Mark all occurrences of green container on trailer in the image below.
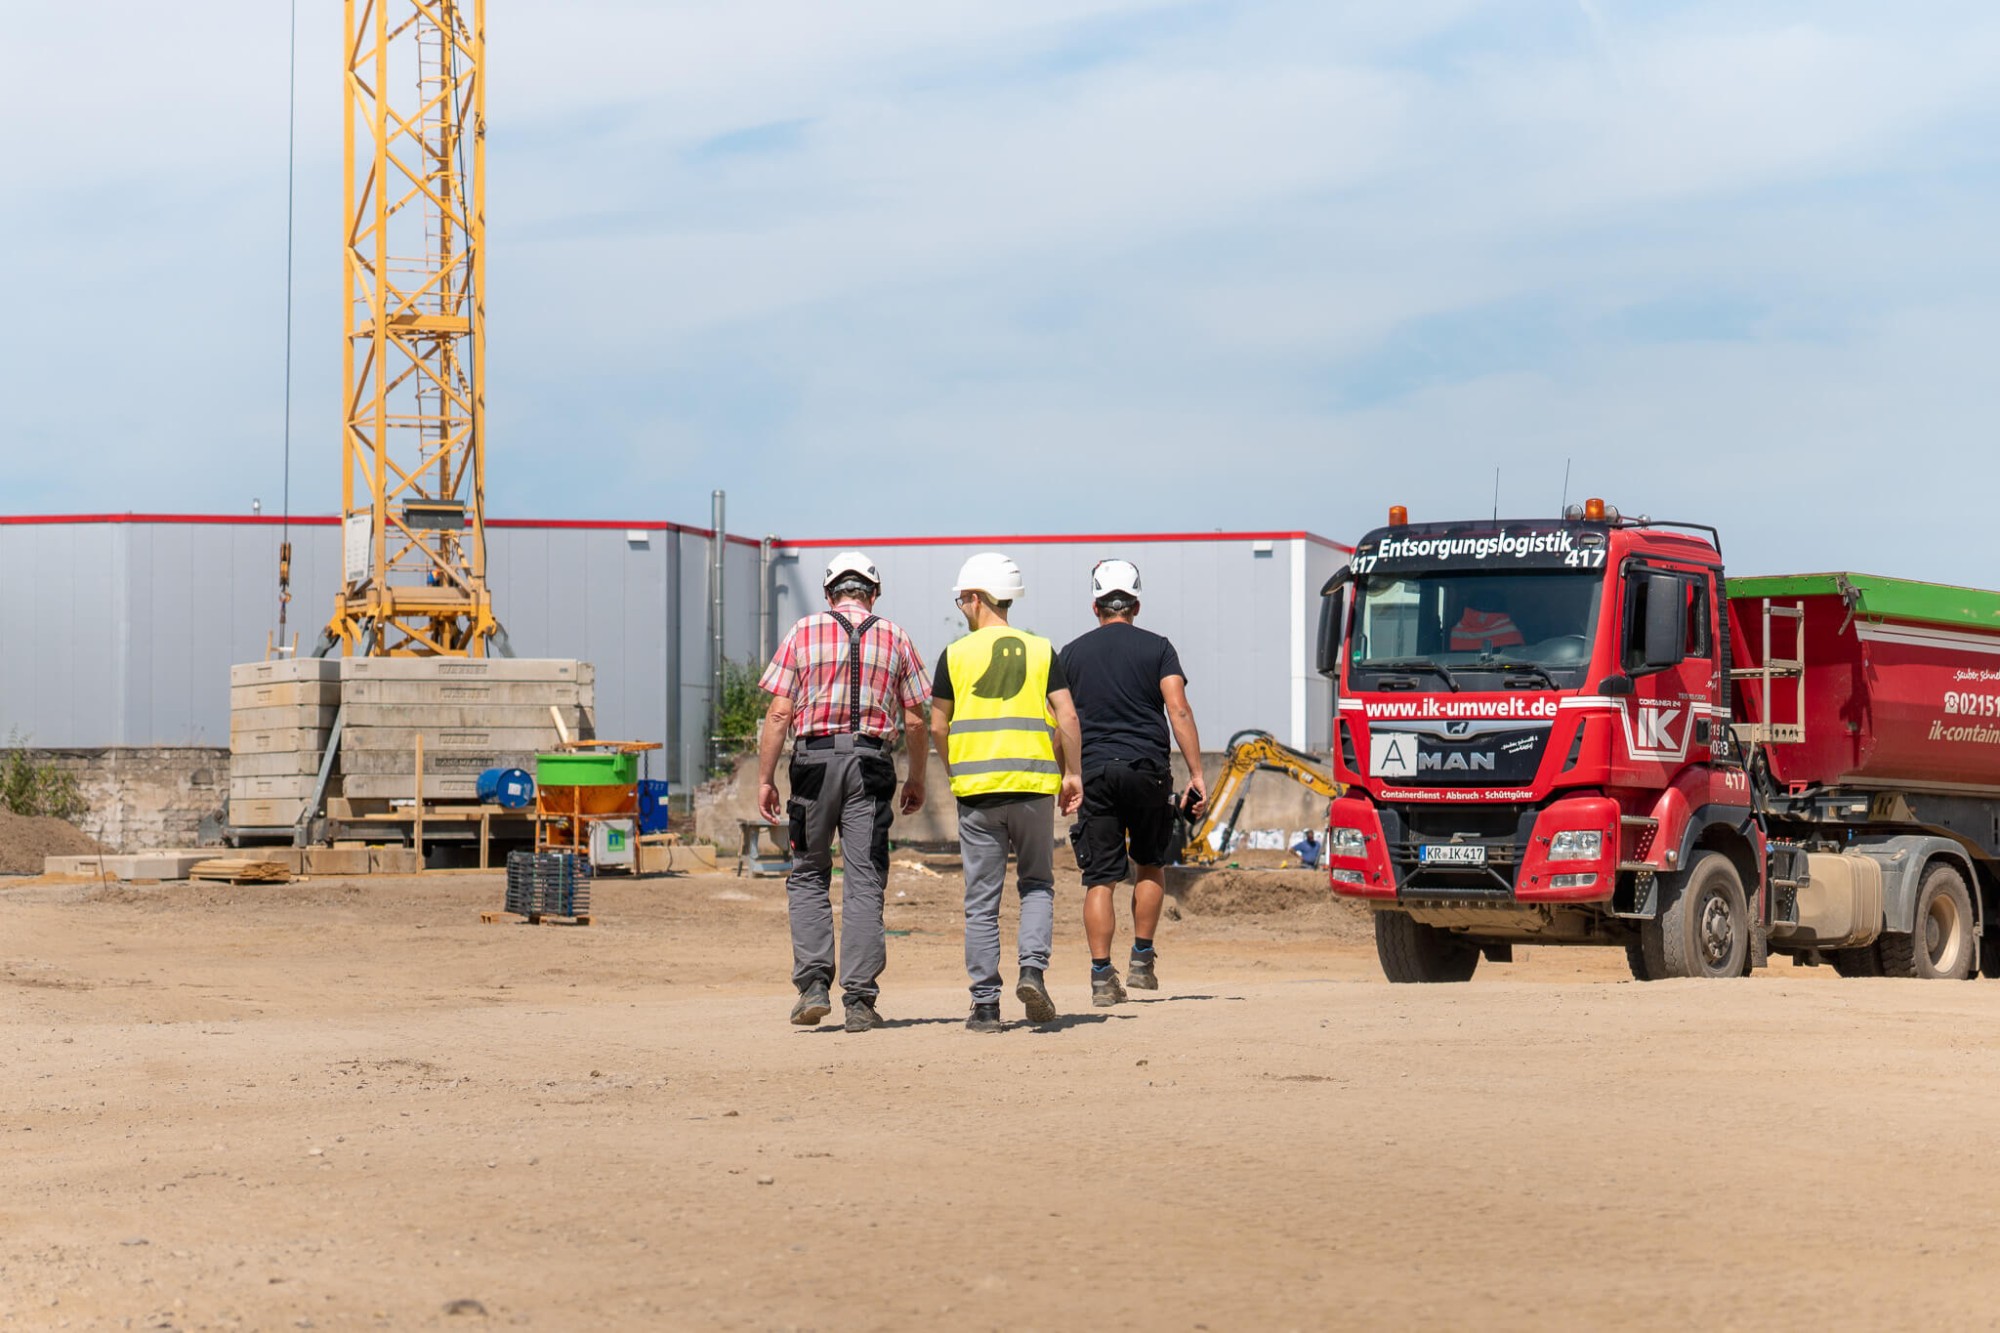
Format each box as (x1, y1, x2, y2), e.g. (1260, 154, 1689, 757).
(535, 752, 638, 786)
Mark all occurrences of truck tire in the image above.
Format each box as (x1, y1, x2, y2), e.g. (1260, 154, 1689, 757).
(1644, 852, 1749, 979)
(1624, 943, 1657, 982)
(1880, 864, 1974, 980)
(1375, 911, 1479, 983)
(1827, 946, 1884, 978)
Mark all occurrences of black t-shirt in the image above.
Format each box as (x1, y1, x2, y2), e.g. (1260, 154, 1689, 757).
(1058, 621, 1185, 771)
(935, 635, 1069, 808)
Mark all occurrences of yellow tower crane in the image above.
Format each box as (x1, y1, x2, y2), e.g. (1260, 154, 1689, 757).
(325, 0, 500, 657)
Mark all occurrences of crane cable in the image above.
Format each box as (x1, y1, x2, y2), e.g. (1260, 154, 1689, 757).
(275, 0, 298, 654)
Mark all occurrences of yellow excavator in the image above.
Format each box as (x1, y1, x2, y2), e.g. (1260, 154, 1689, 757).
(1177, 730, 1341, 865)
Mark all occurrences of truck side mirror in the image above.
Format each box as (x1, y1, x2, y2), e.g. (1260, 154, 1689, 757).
(1642, 572, 1687, 672)
(1316, 567, 1353, 679)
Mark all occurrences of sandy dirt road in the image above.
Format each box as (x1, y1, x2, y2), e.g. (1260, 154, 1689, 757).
(8, 860, 2000, 1331)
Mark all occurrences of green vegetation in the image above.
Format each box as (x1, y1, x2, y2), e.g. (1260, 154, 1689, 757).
(0, 734, 87, 821)
(712, 659, 770, 769)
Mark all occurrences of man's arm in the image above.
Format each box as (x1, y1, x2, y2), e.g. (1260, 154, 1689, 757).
(1049, 687, 1084, 816)
(899, 704, 928, 815)
(928, 698, 954, 781)
(1161, 675, 1206, 815)
(756, 696, 796, 823)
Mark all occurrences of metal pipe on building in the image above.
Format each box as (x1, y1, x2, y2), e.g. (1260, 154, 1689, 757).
(758, 535, 776, 663)
(707, 490, 726, 776)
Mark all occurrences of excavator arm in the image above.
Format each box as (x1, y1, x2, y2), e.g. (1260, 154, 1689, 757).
(1178, 730, 1341, 866)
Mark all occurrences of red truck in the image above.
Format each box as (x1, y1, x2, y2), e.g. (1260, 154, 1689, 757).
(1320, 500, 2000, 982)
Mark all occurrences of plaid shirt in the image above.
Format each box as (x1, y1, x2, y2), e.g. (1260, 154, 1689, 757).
(759, 600, 930, 740)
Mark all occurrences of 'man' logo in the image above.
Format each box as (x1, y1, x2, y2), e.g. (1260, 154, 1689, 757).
(1621, 700, 1693, 762)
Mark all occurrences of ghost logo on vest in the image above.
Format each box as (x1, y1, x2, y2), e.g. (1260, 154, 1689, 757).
(971, 636, 1029, 699)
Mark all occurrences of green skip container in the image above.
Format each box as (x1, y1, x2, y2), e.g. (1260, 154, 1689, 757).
(535, 751, 638, 787)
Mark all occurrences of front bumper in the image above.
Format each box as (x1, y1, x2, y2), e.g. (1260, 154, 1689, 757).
(1326, 794, 1619, 903)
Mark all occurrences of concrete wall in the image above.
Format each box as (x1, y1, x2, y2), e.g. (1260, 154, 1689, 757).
(29, 747, 231, 852)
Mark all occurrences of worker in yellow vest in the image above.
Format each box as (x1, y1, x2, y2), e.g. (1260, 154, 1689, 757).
(928, 552, 1084, 1032)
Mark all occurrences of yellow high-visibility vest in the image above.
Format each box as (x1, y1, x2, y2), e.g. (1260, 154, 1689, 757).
(944, 625, 1060, 799)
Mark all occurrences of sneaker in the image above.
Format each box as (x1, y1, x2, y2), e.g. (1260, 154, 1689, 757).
(1091, 967, 1127, 1008)
(842, 997, 883, 1032)
(1127, 949, 1159, 991)
(966, 1002, 1004, 1033)
(790, 982, 832, 1026)
(1015, 968, 1058, 1024)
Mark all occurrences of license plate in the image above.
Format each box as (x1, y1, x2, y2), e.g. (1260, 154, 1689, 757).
(1419, 844, 1487, 866)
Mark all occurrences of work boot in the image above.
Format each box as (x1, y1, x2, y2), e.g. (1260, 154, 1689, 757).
(1091, 966, 1127, 1008)
(1015, 968, 1058, 1024)
(842, 996, 883, 1033)
(1127, 948, 1159, 991)
(790, 982, 832, 1026)
(966, 1002, 1004, 1033)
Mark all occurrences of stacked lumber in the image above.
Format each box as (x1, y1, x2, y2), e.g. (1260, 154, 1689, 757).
(338, 659, 595, 802)
(188, 857, 292, 884)
(228, 659, 340, 827)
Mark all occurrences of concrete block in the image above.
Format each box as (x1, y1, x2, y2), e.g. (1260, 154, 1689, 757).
(230, 797, 309, 827)
(341, 679, 589, 706)
(230, 774, 325, 800)
(305, 847, 372, 876)
(638, 842, 723, 875)
(263, 847, 308, 873)
(342, 726, 564, 752)
(230, 680, 340, 708)
(341, 772, 483, 800)
(340, 749, 534, 776)
(337, 704, 593, 730)
(41, 851, 212, 880)
(370, 846, 423, 874)
(339, 657, 587, 684)
(229, 726, 332, 755)
(229, 658, 340, 687)
(230, 704, 340, 733)
(229, 750, 329, 779)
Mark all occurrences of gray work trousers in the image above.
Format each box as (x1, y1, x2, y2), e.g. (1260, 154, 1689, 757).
(958, 796, 1056, 1004)
(785, 737, 899, 1001)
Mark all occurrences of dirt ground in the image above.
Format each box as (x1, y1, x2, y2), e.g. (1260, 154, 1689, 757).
(13, 854, 2000, 1331)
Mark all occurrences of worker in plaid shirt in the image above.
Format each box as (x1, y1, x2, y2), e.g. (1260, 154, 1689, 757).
(756, 551, 930, 1033)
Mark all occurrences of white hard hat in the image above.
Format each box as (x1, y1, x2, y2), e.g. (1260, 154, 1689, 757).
(952, 551, 1025, 602)
(1092, 558, 1142, 600)
(823, 550, 880, 591)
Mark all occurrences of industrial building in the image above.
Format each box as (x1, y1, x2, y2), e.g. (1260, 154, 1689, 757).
(0, 514, 1351, 784)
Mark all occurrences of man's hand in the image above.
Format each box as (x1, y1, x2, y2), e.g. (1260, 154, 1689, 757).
(900, 773, 926, 816)
(1184, 770, 1208, 819)
(758, 781, 784, 824)
(1059, 772, 1083, 817)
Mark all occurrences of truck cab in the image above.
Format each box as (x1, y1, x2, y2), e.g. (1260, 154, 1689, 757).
(1321, 503, 1762, 980)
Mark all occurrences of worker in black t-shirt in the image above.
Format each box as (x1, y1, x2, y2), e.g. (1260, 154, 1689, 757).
(1057, 559, 1207, 1006)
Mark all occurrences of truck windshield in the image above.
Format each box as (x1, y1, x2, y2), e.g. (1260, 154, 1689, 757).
(1350, 571, 1603, 686)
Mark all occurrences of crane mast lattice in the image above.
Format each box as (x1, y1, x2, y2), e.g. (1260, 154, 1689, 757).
(329, 0, 496, 657)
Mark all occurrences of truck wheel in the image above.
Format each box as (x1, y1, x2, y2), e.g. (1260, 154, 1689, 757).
(1880, 864, 1974, 980)
(1374, 911, 1479, 983)
(1827, 946, 1884, 978)
(1645, 852, 1749, 979)
(1624, 943, 1657, 982)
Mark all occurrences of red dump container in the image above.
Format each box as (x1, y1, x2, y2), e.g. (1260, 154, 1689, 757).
(1728, 573, 2000, 796)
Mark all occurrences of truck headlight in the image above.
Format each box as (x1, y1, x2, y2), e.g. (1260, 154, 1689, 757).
(1329, 828, 1367, 858)
(1548, 830, 1603, 861)
(1330, 868, 1365, 885)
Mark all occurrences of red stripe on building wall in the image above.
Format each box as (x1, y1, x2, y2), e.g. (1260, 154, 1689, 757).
(777, 530, 1354, 552)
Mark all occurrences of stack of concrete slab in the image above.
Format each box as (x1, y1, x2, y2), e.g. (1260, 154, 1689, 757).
(338, 658, 595, 803)
(229, 659, 341, 827)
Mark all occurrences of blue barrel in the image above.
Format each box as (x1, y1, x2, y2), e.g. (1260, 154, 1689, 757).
(476, 767, 535, 809)
(638, 779, 671, 835)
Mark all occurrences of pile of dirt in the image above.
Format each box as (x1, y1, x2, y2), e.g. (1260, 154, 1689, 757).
(0, 810, 102, 876)
(1174, 868, 1335, 915)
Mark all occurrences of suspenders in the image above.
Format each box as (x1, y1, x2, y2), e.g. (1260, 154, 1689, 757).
(826, 612, 880, 735)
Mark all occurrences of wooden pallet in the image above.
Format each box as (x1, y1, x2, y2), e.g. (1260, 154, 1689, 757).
(189, 858, 292, 885)
(480, 909, 591, 926)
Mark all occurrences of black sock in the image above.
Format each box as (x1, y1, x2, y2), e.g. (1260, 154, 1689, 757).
(1134, 938, 1154, 954)
(1092, 957, 1112, 971)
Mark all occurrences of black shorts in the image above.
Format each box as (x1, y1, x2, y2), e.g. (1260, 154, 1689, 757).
(1070, 758, 1175, 885)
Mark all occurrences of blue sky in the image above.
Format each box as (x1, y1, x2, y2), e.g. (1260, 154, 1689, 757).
(4, 1, 1998, 581)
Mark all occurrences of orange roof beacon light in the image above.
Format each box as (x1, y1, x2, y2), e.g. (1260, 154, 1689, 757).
(1583, 497, 1607, 522)
(1388, 505, 1409, 527)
